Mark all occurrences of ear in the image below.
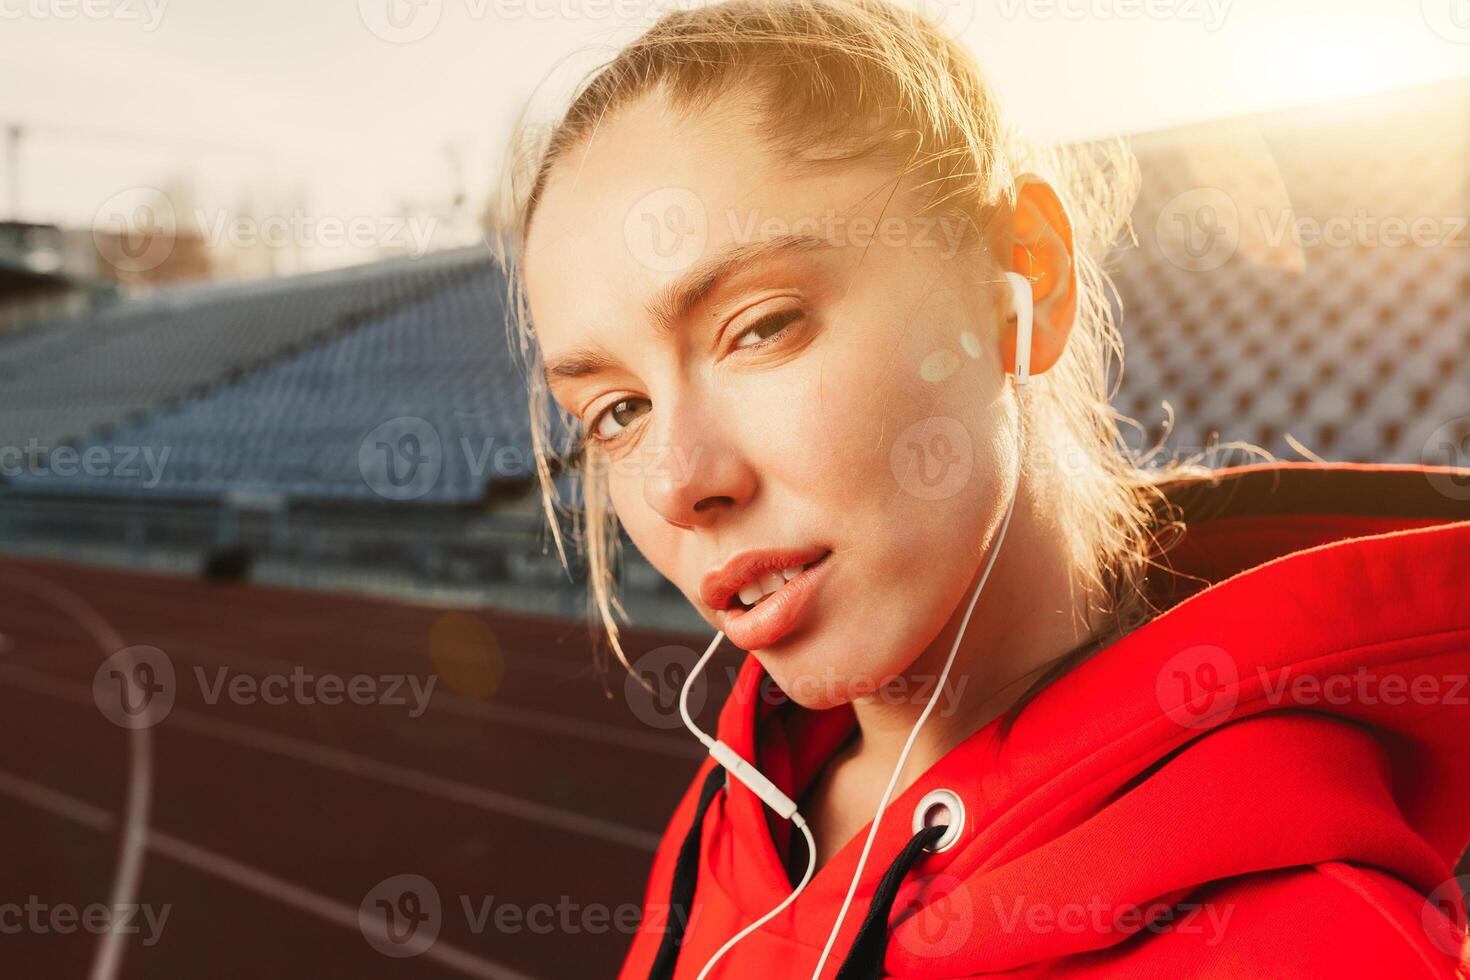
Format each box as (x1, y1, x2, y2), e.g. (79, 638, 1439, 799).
(1002, 173, 1077, 378)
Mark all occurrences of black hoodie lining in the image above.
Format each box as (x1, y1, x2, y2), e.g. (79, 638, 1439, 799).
(1157, 463, 1470, 524)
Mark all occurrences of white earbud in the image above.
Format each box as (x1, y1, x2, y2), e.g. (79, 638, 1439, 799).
(1005, 271, 1033, 388)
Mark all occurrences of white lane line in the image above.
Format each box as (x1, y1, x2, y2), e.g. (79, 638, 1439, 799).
(0, 768, 112, 832)
(0, 770, 538, 980)
(0, 664, 663, 853)
(134, 634, 704, 760)
(0, 565, 152, 980)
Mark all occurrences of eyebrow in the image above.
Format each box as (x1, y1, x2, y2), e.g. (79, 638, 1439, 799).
(541, 233, 831, 389)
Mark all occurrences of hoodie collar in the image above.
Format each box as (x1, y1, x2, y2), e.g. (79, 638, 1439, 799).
(704, 460, 1470, 970)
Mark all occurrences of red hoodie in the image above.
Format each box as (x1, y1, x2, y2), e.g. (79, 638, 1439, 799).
(620, 461, 1470, 979)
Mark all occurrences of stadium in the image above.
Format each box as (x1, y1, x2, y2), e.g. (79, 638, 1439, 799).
(1, 45, 1467, 980)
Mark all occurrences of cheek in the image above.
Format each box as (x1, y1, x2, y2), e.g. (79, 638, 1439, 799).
(762, 334, 939, 492)
(787, 332, 1010, 657)
(774, 312, 997, 512)
(603, 470, 680, 579)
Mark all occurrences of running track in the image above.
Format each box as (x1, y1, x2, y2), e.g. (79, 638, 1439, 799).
(0, 556, 744, 978)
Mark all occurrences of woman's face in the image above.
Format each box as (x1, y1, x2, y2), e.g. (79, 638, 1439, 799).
(523, 95, 1022, 710)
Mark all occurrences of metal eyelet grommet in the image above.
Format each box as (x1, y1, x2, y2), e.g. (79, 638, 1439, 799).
(911, 788, 966, 854)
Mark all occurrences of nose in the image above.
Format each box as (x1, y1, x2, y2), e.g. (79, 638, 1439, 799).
(640, 396, 755, 530)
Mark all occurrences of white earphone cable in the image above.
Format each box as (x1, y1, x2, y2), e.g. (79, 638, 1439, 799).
(678, 273, 1033, 979)
(811, 271, 1040, 975)
(696, 817, 816, 980)
(807, 376, 1027, 979)
(679, 631, 821, 980)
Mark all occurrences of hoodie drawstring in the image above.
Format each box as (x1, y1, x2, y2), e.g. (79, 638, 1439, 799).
(647, 772, 948, 980)
(831, 824, 948, 980)
(647, 764, 728, 980)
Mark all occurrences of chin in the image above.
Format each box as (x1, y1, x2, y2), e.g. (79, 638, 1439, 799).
(754, 648, 884, 712)
(762, 670, 851, 711)
(734, 601, 936, 711)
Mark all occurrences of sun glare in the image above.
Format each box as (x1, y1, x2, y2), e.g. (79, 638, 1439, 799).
(1240, 12, 1462, 110)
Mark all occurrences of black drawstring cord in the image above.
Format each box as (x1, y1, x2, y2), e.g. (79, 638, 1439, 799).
(833, 824, 948, 980)
(647, 764, 727, 980)
(648, 770, 946, 980)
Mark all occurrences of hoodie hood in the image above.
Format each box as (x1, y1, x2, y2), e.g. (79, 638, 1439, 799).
(623, 461, 1470, 978)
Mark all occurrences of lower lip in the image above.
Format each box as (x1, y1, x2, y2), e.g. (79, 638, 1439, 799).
(721, 552, 833, 651)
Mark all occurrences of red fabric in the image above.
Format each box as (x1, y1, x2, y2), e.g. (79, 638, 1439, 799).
(621, 462, 1470, 978)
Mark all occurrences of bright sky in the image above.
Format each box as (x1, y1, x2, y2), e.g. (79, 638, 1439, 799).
(2, 0, 1467, 271)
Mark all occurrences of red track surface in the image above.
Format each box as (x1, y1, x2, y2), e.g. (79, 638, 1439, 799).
(0, 556, 743, 979)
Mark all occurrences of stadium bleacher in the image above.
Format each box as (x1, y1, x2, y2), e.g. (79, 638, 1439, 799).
(1112, 75, 1470, 465)
(0, 245, 582, 503)
(6, 255, 532, 502)
(0, 76, 1464, 589)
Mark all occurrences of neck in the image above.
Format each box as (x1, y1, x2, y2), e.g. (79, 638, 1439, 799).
(844, 459, 1112, 790)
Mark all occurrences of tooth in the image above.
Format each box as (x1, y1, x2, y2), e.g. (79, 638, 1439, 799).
(738, 581, 765, 606)
(758, 571, 785, 595)
(781, 565, 802, 581)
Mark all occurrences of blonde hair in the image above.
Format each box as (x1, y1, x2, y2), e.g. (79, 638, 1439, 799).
(490, 0, 1256, 696)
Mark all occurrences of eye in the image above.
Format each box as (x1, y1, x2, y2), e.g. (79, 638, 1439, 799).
(731, 308, 804, 351)
(586, 397, 650, 445)
(579, 307, 804, 449)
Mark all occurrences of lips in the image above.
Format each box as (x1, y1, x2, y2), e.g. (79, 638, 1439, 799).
(719, 550, 833, 651)
(700, 545, 832, 613)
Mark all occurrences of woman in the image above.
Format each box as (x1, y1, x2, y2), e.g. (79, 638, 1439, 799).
(493, 0, 1470, 975)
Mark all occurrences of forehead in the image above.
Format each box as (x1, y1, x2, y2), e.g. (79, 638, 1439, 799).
(522, 95, 908, 360)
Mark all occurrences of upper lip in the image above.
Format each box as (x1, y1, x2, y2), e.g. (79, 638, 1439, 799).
(700, 545, 831, 612)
